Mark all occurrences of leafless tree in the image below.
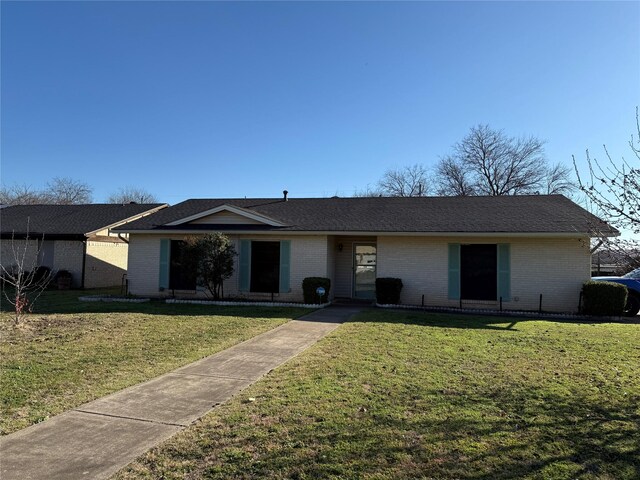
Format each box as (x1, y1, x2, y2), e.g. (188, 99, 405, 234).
(574, 107, 640, 273)
(574, 110, 640, 235)
(108, 186, 158, 204)
(0, 184, 47, 205)
(434, 156, 476, 196)
(435, 125, 574, 196)
(1, 226, 52, 324)
(45, 177, 93, 204)
(0, 177, 92, 205)
(376, 164, 430, 197)
(544, 163, 576, 195)
(353, 184, 384, 197)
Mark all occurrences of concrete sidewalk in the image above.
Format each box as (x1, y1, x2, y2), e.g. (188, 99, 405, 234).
(0, 306, 361, 480)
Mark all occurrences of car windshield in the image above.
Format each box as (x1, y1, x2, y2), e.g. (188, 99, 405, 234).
(623, 268, 640, 279)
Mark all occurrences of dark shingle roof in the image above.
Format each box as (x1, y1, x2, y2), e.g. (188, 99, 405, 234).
(0, 204, 166, 238)
(114, 195, 617, 236)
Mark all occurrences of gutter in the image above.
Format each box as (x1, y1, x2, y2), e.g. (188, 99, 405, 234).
(110, 229, 604, 239)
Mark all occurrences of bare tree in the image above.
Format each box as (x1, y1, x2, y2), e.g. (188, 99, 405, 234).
(434, 156, 476, 196)
(45, 177, 93, 204)
(1, 226, 52, 324)
(108, 186, 158, 204)
(574, 110, 640, 235)
(353, 184, 383, 197)
(0, 184, 47, 205)
(544, 163, 576, 195)
(0, 178, 92, 205)
(573, 107, 640, 274)
(376, 164, 430, 197)
(435, 125, 574, 196)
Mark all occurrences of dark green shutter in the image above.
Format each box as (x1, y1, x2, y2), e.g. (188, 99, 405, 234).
(279, 240, 291, 293)
(497, 243, 511, 301)
(448, 243, 461, 300)
(159, 239, 170, 290)
(239, 240, 251, 292)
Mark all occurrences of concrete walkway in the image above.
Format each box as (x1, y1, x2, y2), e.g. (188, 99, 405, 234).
(0, 306, 362, 480)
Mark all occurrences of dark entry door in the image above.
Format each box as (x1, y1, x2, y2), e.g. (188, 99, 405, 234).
(460, 244, 497, 301)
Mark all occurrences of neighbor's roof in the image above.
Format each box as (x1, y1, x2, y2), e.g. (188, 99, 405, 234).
(0, 204, 167, 239)
(113, 195, 617, 237)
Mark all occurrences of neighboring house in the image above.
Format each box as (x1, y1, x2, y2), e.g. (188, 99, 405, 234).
(591, 248, 640, 276)
(1, 203, 167, 288)
(114, 193, 617, 313)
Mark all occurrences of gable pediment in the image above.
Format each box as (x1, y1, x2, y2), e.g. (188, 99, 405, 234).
(165, 204, 286, 227)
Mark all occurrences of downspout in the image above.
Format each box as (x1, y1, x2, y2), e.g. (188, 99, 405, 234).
(118, 233, 129, 244)
(590, 239, 604, 254)
(81, 240, 87, 289)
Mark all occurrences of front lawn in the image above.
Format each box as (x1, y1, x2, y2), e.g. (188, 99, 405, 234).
(116, 310, 640, 480)
(0, 289, 309, 435)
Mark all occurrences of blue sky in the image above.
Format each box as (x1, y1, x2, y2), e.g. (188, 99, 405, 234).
(2, 1, 639, 203)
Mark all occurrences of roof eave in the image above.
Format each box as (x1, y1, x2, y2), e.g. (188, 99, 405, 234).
(84, 204, 169, 237)
(114, 229, 602, 238)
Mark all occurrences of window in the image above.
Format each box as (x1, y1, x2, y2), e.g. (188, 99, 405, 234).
(169, 240, 197, 290)
(448, 243, 510, 302)
(250, 241, 280, 293)
(460, 244, 498, 301)
(239, 239, 290, 293)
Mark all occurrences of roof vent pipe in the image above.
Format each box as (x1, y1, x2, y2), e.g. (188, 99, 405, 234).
(283, 190, 288, 201)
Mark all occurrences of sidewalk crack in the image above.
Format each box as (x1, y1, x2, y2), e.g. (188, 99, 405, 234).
(171, 372, 253, 381)
(74, 409, 187, 428)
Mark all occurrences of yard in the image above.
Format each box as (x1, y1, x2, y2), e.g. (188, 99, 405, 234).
(114, 310, 640, 480)
(0, 289, 310, 435)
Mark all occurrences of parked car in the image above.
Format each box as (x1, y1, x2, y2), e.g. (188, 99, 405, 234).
(592, 268, 640, 317)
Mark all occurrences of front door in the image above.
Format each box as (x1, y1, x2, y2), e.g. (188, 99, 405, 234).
(353, 243, 376, 299)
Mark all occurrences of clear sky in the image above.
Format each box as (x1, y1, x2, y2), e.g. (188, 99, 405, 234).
(2, 1, 639, 204)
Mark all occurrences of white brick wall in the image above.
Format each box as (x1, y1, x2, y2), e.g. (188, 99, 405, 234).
(127, 233, 591, 312)
(126, 235, 162, 296)
(377, 235, 591, 313)
(126, 234, 329, 301)
(84, 241, 128, 288)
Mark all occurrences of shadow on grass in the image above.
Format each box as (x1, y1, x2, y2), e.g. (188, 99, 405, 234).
(161, 387, 639, 479)
(0, 288, 312, 320)
(349, 308, 640, 331)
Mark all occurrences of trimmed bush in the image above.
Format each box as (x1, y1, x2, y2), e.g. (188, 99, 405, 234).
(582, 281, 628, 316)
(302, 277, 331, 304)
(376, 277, 403, 304)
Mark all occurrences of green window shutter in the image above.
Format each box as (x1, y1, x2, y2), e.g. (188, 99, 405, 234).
(279, 240, 291, 293)
(159, 239, 170, 290)
(448, 243, 461, 300)
(497, 243, 511, 301)
(239, 240, 251, 292)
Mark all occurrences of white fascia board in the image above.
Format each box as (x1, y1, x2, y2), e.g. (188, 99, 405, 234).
(116, 229, 602, 238)
(84, 204, 169, 237)
(164, 204, 286, 227)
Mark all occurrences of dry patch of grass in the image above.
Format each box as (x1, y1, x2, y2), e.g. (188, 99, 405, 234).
(1, 289, 309, 435)
(115, 310, 640, 480)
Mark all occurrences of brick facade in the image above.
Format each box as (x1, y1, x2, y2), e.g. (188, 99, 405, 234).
(126, 233, 591, 313)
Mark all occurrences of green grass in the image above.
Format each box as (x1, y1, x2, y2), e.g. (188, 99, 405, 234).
(115, 310, 640, 480)
(0, 288, 310, 435)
